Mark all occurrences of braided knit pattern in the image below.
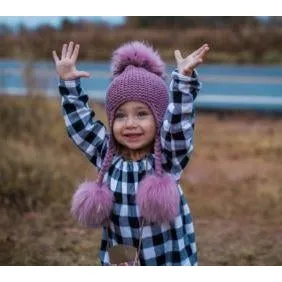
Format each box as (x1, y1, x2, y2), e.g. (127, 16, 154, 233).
(97, 137, 115, 185)
(154, 134, 163, 176)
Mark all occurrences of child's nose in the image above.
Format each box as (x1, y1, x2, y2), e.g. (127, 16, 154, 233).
(125, 117, 137, 127)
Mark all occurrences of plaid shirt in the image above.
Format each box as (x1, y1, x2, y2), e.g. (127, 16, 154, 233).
(59, 70, 200, 266)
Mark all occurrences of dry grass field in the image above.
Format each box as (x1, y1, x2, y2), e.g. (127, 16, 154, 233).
(0, 95, 282, 265)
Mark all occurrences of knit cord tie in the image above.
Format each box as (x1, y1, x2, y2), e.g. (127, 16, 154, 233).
(154, 134, 163, 176)
(97, 137, 115, 186)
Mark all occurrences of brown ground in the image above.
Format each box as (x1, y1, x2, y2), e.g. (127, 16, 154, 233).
(186, 112, 282, 265)
(0, 95, 281, 265)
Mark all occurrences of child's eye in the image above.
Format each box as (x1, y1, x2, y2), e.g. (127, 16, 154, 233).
(115, 113, 126, 119)
(137, 111, 149, 118)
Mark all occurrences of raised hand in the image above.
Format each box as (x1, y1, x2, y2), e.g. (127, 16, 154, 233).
(52, 41, 90, 80)
(174, 43, 210, 76)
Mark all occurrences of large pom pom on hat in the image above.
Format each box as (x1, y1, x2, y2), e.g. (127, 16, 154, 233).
(71, 181, 114, 228)
(111, 41, 166, 79)
(136, 173, 180, 225)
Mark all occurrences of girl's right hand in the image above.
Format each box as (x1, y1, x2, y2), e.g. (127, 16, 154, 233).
(52, 41, 90, 80)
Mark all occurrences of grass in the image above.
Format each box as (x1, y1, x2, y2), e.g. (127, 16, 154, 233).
(0, 95, 282, 265)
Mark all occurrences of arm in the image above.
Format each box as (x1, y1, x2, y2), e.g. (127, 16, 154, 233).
(53, 41, 109, 169)
(59, 78, 109, 169)
(161, 70, 200, 181)
(160, 44, 209, 181)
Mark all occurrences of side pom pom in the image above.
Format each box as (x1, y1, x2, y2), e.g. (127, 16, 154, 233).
(71, 181, 114, 228)
(111, 41, 165, 78)
(136, 174, 180, 225)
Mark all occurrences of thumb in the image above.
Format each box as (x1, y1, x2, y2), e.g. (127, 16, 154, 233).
(76, 70, 90, 78)
(174, 50, 183, 62)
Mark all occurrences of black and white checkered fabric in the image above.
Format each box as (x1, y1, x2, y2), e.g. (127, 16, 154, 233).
(59, 70, 201, 266)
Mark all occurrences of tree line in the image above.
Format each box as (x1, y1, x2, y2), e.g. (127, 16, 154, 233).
(0, 16, 282, 64)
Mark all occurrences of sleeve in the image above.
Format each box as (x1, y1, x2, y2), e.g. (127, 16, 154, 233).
(59, 78, 109, 170)
(160, 69, 201, 182)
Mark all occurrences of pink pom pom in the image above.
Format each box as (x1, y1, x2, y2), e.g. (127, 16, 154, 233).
(111, 41, 165, 78)
(136, 174, 180, 224)
(71, 181, 114, 228)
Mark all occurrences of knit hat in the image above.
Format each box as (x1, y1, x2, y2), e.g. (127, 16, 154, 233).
(71, 41, 180, 228)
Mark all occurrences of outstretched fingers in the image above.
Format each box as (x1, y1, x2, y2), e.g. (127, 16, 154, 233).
(76, 70, 90, 78)
(191, 43, 209, 57)
(66, 41, 74, 58)
(196, 44, 210, 60)
(52, 50, 59, 64)
(61, 43, 67, 59)
(174, 50, 183, 63)
(71, 44, 80, 62)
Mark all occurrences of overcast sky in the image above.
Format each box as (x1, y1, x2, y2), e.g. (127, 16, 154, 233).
(0, 16, 125, 28)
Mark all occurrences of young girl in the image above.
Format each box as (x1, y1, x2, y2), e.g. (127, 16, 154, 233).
(52, 41, 209, 266)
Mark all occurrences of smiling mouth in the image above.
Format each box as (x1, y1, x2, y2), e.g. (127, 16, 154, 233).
(124, 133, 143, 139)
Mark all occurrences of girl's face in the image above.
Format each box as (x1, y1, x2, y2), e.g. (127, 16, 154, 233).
(113, 101, 157, 157)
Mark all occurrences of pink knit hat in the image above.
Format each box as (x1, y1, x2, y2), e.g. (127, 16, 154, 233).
(71, 41, 180, 227)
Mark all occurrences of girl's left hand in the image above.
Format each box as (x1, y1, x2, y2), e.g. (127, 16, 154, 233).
(174, 43, 210, 76)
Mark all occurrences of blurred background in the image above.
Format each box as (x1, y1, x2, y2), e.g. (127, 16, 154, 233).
(0, 16, 282, 266)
